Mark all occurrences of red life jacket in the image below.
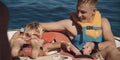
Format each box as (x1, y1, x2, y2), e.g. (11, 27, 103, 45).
(22, 38, 32, 57)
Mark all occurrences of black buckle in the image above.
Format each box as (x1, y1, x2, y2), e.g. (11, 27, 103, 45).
(86, 26, 93, 30)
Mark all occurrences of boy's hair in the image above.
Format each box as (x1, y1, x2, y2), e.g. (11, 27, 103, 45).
(78, 0, 98, 7)
(25, 22, 43, 36)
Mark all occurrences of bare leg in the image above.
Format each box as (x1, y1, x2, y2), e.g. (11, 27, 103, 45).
(11, 38, 24, 57)
(31, 39, 40, 59)
(98, 46, 120, 60)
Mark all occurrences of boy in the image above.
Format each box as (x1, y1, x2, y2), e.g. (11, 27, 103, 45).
(10, 22, 44, 58)
(40, 0, 120, 60)
(10, 22, 77, 59)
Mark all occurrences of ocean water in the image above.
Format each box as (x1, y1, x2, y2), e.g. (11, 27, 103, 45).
(1, 0, 120, 36)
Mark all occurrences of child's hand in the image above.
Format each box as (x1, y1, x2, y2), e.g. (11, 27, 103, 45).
(61, 41, 71, 51)
(82, 42, 95, 55)
(70, 44, 81, 55)
(42, 43, 54, 54)
(61, 41, 81, 55)
(43, 42, 61, 54)
(39, 49, 45, 56)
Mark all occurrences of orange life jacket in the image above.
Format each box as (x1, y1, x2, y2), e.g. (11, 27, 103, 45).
(22, 38, 32, 57)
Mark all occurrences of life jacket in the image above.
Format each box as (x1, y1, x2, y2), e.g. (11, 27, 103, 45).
(42, 32, 55, 43)
(22, 38, 32, 57)
(42, 32, 70, 43)
(72, 11, 102, 50)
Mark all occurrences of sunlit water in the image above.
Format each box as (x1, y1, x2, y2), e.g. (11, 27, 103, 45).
(1, 0, 120, 36)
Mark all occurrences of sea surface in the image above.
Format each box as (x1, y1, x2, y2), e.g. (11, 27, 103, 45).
(1, 0, 120, 36)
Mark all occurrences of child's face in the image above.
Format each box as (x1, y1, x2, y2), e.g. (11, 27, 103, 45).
(77, 4, 95, 22)
(24, 29, 41, 40)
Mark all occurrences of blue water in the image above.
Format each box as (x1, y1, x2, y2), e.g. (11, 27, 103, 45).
(1, 0, 120, 36)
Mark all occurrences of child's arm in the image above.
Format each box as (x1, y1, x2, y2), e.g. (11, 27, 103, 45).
(43, 42, 61, 52)
(43, 41, 81, 55)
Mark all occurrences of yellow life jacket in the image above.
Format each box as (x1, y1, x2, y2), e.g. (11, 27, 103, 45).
(77, 11, 102, 39)
(72, 11, 102, 50)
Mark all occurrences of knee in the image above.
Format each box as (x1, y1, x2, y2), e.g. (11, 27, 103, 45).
(105, 46, 116, 51)
(101, 46, 117, 55)
(105, 46, 120, 60)
(105, 46, 120, 54)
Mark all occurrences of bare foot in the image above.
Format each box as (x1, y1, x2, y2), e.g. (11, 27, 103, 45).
(11, 37, 24, 57)
(31, 39, 40, 59)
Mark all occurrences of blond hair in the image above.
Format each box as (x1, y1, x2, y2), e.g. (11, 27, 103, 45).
(78, 0, 97, 7)
(25, 22, 43, 37)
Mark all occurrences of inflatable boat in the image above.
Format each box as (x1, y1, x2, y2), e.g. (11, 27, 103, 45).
(7, 30, 120, 60)
(7, 30, 120, 48)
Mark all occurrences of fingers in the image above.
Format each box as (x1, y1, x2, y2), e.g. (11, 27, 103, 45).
(83, 42, 89, 49)
(83, 42, 95, 55)
(70, 44, 82, 55)
(66, 43, 71, 52)
(66, 45, 70, 52)
(61, 41, 71, 51)
(83, 47, 91, 55)
(83, 43, 91, 55)
(61, 41, 82, 55)
(83, 42, 95, 50)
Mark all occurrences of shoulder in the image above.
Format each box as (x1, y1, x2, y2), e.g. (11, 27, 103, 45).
(101, 17, 113, 37)
(101, 18, 109, 23)
(101, 18, 111, 27)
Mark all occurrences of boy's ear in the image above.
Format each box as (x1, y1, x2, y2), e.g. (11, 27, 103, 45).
(92, 8, 97, 15)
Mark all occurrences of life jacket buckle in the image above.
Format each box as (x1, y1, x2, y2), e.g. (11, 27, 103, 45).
(86, 26, 93, 30)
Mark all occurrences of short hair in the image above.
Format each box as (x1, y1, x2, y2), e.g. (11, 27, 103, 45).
(25, 22, 43, 36)
(77, 0, 98, 7)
